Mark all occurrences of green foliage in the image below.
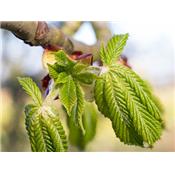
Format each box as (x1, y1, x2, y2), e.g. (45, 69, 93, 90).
(73, 66, 101, 85)
(47, 64, 62, 80)
(18, 77, 42, 106)
(94, 34, 163, 147)
(142, 80, 164, 115)
(18, 34, 164, 151)
(54, 50, 75, 68)
(70, 81, 85, 134)
(100, 34, 129, 65)
(59, 75, 77, 115)
(47, 50, 100, 133)
(68, 102, 97, 150)
(95, 64, 163, 147)
(18, 77, 68, 152)
(48, 50, 100, 84)
(53, 73, 86, 133)
(24, 105, 67, 152)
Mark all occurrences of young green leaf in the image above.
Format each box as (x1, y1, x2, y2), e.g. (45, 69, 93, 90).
(24, 105, 68, 152)
(71, 62, 88, 74)
(142, 80, 164, 115)
(100, 34, 129, 65)
(95, 74, 144, 146)
(68, 102, 98, 150)
(40, 114, 67, 152)
(73, 66, 101, 85)
(47, 63, 66, 80)
(55, 72, 69, 85)
(110, 64, 162, 121)
(74, 72, 97, 84)
(94, 77, 109, 117)
(47, 64, 60, 80)
(28, 114, 47, 152)
(81, 102, 98, 145)
(95, 64, 163, 147)
(59, 75, 77, 115)
(54, 50, 75, 67)
(18, 77, 42, 106)
(24, 104, 39, 134)
(70, 81, 85, 134)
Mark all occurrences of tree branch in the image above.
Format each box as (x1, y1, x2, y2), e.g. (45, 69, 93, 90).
(91, 22, 112, 42)
(0, 21, 99, 57)
(60, 21, 83, 36)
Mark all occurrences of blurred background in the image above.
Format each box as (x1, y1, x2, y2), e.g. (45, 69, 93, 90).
(0, 21, 174, 151)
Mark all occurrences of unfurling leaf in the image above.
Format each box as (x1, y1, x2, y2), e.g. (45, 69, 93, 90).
(100, 34, 129, 65)
(72, 64, 101, 85)
(18, 77, 42, 106)
(54, 50, 75, 68)
(95, 64, 163, 147)
(47, 64, 60, 80)
(56, 76, 86, 133)
(68, 102, 98, 150)
(70, 81, 85, 134)
(19, 77, 68, 152)
(24, 105, 68, 152)
(47, 50, 101, 131)
(59, 75, 77, 115)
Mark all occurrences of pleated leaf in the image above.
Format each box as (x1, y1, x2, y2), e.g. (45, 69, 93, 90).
(94, 64, 163, 147)
(24, 105, 68, 152)
(18, 77, 42, 106)
(110, 64, 162, 122)
(73, 66, 101, 85)
(100, 34, 129, 65)
(55, 72, 69, 85)
(24, 104, 39, 134)
(47, 64, 60, 80)
(95, 74, 144, 146)
(59, 75, 77, 115)
(54, 50, 75, 68)
(142, 80, 164, 115)
(70, 81, 85, 134)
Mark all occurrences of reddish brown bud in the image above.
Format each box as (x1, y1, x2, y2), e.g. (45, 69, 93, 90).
(41, 74, 51, 90)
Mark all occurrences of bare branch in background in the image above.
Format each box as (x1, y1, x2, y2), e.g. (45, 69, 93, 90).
(61, 21, 83, 36)
(0, 21, 99, 58)
(91, 22, 112, 42)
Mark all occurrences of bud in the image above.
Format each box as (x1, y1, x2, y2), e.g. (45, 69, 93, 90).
(42, 49, 57, 70)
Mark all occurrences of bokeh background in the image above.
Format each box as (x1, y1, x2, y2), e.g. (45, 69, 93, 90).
(0, 21, 174, 151)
